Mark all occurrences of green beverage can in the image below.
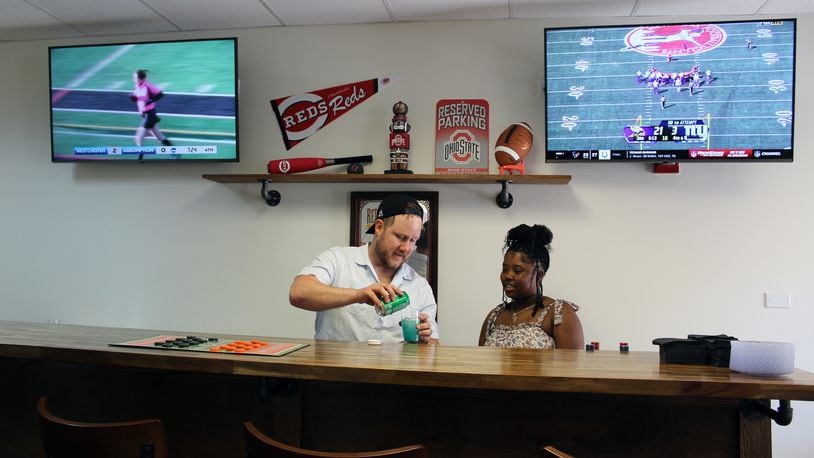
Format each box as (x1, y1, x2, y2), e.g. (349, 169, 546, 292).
(376, 292, 410, 316)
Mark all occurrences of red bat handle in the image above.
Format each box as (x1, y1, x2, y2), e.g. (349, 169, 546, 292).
(268, 157, 327, 174)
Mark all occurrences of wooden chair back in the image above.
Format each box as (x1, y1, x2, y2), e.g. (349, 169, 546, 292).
(543, 445, 575, 458)
(244, 421, 429, 458)
(37, 396, 169, 458)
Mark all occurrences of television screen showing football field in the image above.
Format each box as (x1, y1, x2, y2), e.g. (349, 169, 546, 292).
(49, 37, 238, 163)
(545, 19, 795, 162)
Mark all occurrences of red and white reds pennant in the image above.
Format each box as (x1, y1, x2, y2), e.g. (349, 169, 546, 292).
(270, 76, 397, 150)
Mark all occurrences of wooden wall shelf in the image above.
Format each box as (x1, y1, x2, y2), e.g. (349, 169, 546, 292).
(202, 173, 571, 185)
(202, 173, 571, 208)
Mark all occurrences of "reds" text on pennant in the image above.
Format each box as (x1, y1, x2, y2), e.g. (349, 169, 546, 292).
(270, 75, 397, 150)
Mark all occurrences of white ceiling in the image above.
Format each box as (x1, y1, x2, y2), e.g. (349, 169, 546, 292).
(0, 0, 811, 42)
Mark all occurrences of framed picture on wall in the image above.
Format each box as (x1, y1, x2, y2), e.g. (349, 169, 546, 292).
(350, 191, 439, 298)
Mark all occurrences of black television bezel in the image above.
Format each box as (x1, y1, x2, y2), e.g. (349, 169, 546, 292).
(48, 36, 240, 163)
(543, 18, 796, 163)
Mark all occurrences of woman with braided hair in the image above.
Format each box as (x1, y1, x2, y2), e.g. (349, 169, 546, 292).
(478, 224, 584, 349)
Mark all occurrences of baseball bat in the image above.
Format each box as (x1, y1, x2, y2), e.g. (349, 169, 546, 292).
(268, 155, 373, 174)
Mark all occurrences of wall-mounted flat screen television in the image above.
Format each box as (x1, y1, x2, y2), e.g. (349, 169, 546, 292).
(49, 37, 239, 162)
(544, 19, 795, 162)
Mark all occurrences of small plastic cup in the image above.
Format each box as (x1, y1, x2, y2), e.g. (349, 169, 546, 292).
(401, 311, 419, 343)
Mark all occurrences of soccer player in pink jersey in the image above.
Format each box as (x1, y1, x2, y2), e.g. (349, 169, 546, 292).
(130, 69, 172, 147)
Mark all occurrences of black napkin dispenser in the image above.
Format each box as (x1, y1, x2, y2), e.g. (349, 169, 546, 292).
(652, 334, 738, 367)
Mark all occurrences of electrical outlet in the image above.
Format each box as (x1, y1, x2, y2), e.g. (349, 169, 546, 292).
(765, 293, 791, 309)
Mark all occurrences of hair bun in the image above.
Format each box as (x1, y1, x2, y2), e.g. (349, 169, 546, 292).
(532, 224, 553, 246)
(504, 224, 553, 271)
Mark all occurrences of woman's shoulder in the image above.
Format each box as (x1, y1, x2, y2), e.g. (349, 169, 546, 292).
(491, 302, 508, 312)
(550, 298, 579, 312)
(484, 302, 507, 320)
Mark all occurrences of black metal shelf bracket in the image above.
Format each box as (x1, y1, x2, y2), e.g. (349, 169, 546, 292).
(496, 179, 514, 209)
(260, 179, 281, 206)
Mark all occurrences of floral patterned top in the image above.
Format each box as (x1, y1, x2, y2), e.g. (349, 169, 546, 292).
(482, 299, 579, 349)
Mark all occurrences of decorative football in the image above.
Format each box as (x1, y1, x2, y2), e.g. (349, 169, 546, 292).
(494, 122, 534, 166)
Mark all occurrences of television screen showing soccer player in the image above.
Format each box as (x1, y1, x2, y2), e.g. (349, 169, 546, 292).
(49, 37, 239, 162)
(544, 19, 795, 162)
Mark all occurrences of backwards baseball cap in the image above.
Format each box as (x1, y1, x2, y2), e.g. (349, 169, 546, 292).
(365, 193, 427, 234)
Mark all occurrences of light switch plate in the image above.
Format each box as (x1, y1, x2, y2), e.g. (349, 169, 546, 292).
(765, 293, 791, 309)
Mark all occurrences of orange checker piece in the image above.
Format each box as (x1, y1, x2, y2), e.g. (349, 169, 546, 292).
(210, 340, 269, 353)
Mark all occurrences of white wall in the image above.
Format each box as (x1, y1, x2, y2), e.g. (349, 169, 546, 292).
(1, 17, 812, 456)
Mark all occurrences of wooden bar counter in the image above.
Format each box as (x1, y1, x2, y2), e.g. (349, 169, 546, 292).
(2, 320, 813, 457)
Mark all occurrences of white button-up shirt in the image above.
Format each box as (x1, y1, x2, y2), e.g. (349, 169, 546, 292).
(298, 244, 439, 342)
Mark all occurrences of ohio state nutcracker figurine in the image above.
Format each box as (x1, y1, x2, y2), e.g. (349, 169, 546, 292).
(386, 101, 413, 174)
